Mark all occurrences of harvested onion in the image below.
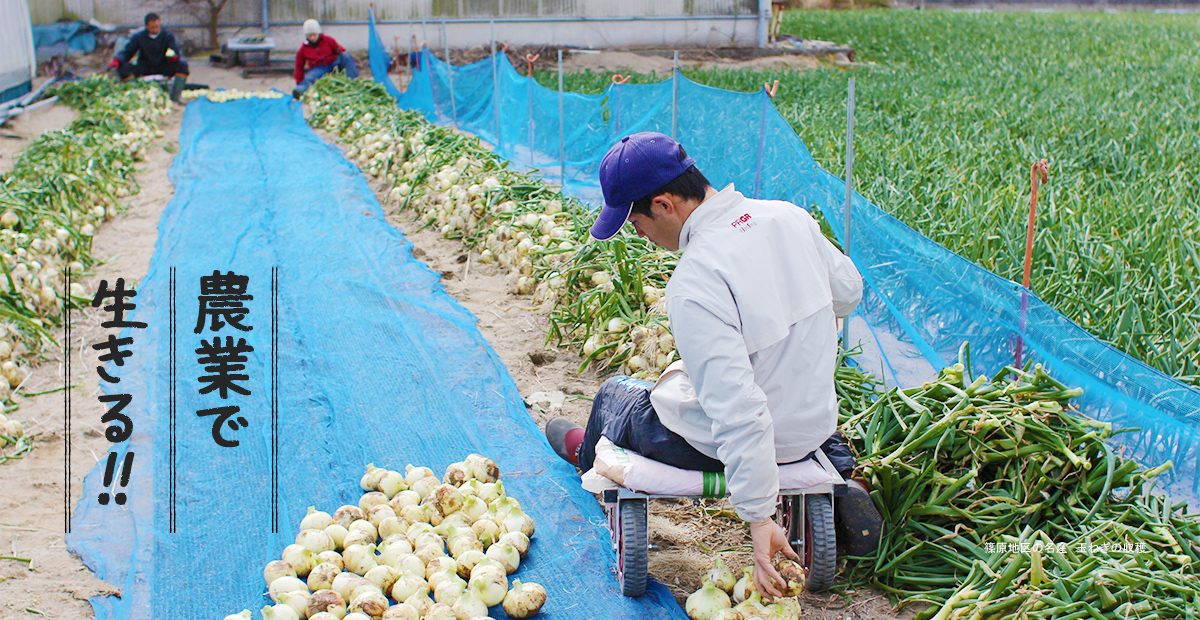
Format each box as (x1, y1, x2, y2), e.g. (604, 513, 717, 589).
(306, 589, 346, 618)
(708, 557, 737, 594)
(732, 567, 756, 603)
(503, 580, 547, 619)
(469, 563, 508, 606)
(686, 580, 732, 620)
(773, 559, 806, 597)
(264, 560, 296, 585)
(424, 603, 456, 620)
(451, 588, 489, 619)
(301, 506, 335, 531)
(261, 603, 300, 620)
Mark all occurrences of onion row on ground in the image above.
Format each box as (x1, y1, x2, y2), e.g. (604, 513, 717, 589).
(304, 76, 679, 379)
(0, 77, 171, 452)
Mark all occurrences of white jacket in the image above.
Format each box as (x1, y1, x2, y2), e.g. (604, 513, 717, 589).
(650, 185, 862, 522)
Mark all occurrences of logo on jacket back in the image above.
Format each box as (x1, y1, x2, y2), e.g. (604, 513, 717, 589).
(730, 213, 756, 233)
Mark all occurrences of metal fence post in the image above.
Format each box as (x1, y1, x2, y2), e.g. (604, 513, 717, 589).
(758, 0, 770, 48)
(491, 21, 500, 150)
(558, 50, 565, 187)
(425, 46, 438, 121)
(671, 51, 679, 140)
(753, 92, 768, 200)
(527, 72, 534, 168)
(841, 77, 856, 350)
(443, 20, 456, 126)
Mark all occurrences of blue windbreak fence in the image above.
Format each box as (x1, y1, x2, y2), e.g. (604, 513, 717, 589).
(65, 96, 687, 620)
(368, 13, 1200, 506)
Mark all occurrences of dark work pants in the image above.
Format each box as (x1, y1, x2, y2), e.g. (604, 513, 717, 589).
(118, 58, 190, 80)
(578, 376, 858, 478)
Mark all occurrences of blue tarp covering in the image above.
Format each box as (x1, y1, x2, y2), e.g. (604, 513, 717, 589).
(0, 81, 31, 105)
(367, 13, 1200, 506)
(32, 21, 96, 58)
(66, 96, 687, 620)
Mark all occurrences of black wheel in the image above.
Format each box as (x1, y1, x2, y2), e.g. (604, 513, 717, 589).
(618, 499, 649, 596)
(804, 494, 837, 592)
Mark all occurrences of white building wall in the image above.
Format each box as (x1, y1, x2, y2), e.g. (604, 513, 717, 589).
(27, 0, 761, 50)
(2, 0, 36, 98)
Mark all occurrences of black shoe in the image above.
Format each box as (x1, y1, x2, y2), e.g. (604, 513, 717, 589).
(836, 479, 883, 556)
(169, 76, 185, 104)
(545, 418, 583, 465)
(292, 89, 301, 100)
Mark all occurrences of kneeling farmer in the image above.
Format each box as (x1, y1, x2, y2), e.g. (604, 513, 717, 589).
(293, 19, 359, 99)
(547, 132, 883, 597)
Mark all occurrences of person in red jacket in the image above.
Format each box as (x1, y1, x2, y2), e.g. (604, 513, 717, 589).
(293, 19, 358, 100)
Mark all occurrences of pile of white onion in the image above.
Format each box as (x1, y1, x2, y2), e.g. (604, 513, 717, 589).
(684, 558, 807, 620)
(224, 454, 547, 620)
(181, 88, 287, 103)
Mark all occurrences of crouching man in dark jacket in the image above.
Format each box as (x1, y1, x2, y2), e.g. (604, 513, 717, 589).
(108, 13, 189, 103)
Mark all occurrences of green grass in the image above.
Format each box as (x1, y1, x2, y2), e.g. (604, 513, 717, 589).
(535, 10, 1200, 385)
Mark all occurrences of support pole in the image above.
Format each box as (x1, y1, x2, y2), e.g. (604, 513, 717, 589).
(614, 79, 621, 137)
(1016, 160, 1049, 368)
(442, 19, 449, 60)
(753, 92, 768, 200)
(444, 20, 457, 127)
(527, 69, 534, 168)
(491, 21, 500, 150)
(671, 51, 679, 140)
(425, 46, 438, 121)
(558, 50, 565, 186)
(840, 77, 855, 350)
(757, 0, 770, 49)
(261, 0, 269, 33)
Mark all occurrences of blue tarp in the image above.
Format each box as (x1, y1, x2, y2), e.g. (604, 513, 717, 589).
(0, 81, 31, 105)
(367, 13, 1200, 507)
(66, 96, 687, 620)
(32, 21, 96, 58)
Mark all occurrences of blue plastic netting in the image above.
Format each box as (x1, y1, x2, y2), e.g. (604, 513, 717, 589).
(367, 13, 1200, 507)
(65, 96, 687, 620)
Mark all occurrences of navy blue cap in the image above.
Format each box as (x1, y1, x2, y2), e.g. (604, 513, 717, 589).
(591, 132, 695, 241)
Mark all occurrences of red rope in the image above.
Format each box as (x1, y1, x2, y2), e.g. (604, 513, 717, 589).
(1016, 159, 1049, 368)
(1023, 159, 1049, 290)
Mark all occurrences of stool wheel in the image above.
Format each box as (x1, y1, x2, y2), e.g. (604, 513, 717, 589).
(803, 494, 837, 592)
(617, 498, 649, 596)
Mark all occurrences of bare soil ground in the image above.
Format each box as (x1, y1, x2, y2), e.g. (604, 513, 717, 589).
(0, 58, 914, 620)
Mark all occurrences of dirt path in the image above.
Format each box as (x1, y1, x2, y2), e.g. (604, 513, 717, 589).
(0, 61, 912, 620)
(0, 89, 78, 177)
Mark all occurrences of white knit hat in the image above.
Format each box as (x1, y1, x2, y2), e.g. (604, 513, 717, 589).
(303, 19, 321, 35)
